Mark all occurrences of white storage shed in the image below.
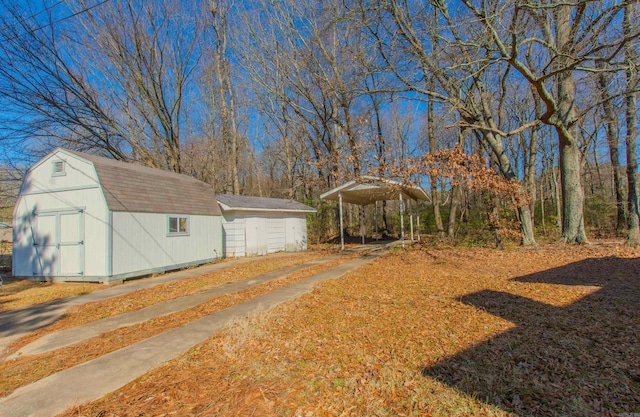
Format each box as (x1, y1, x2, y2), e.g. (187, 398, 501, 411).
(13, 148, 223, 283)
(216, 194, 316, 257)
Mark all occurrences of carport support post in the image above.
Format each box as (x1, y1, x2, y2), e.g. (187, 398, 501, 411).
(409, 199, 414, 241)
(339, 192, 344, 251)
(417, 201, 421, 241)
(374, 201, 379, 240)
(360, 205, 365, 244)
(400, 193, 405, 248)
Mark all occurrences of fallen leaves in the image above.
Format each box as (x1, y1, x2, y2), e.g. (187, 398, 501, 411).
(0, 279, 100, 313)
(8, 243, 640, 416)
(5, 251, 331, 352)
(0, 249, 358, 398)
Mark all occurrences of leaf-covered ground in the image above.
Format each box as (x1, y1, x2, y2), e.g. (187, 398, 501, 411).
(0, 250, 358, 398)
(3, 251, 330, 355)
(57, 243, 639, 417)
(0, 278, 100, 313)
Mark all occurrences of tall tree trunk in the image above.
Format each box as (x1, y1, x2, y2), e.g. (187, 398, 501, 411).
(448, 183, 459, 238)
(522, 85, 542, 245)
(477, 86, 536, 245)
(211, 2, 240, 195)
(341, 102, 360, 177)
(448, 130, 465, 238)
(558, 130, 587, 243)
(624, 4, 640, 246)
(540, 177, 546, 235)
(367, 80, 388, 233)
(552, 166, 562, 231)
(427, 85, 445, 238)
(597, 64, 626, 234)
(555, 5, 587, 243)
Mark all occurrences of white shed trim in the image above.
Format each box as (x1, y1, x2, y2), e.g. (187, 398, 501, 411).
(13, 148, 224, 283)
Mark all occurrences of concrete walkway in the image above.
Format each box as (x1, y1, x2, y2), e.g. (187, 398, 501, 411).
(0, 250, 384, 417)
(0, 253, 290, 353)
(9, 253, 346, 358)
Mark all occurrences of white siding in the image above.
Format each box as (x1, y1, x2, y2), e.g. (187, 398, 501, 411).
(220, 209, 309, 257)
(266, 215, 285, 253)
(13, 151, 109, 278)
(285, 214, 308, 251)
(221, 213, 245, 257)
(111, 212, 222, 277)
(245, 215, 268, 256)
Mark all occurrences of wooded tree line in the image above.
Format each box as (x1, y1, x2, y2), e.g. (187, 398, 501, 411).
(0, 0, 638, 245)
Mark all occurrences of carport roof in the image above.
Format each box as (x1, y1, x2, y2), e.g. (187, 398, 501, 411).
(320, 175, 429, 205)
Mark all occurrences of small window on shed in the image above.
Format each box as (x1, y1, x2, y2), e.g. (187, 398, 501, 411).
(52, 160, 66, 177)
(168, 215, 189, 236)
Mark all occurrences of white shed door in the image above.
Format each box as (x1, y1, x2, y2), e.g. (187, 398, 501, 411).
(34, 213, 58, 276)
(59, 212, 84, 276)
(34, 210, 84, 277)
(245, 216, 267, 256)
(266, 215, 285, 253)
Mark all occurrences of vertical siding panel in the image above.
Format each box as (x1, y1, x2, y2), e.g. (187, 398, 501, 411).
(266, 214, 285, 253)
(111, 213, 222, 276)
(222, 213, 246, 257)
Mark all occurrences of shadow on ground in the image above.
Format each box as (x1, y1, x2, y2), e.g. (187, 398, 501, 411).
(0, 298, 69, 338)
(422, 256, 640, 416)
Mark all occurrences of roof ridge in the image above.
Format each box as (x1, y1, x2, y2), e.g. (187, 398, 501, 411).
(66, 149, 208, 185)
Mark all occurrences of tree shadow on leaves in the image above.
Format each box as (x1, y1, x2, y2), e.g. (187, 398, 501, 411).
(421, 256, 640, 416)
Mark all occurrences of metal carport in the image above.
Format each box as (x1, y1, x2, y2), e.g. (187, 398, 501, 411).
(320, 176, 429, 250)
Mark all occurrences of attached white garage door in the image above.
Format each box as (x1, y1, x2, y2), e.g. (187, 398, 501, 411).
(245, 215, 268, 256)
(222, 211, 308, 257)
(34, 209, 84, 277)
(285, 216, 307, 251)
(266, 215, 285, 253)
(222, 217, 245, 257)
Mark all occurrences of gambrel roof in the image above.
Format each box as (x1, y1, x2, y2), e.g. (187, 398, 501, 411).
(216, 194, 316, 213)
(66, 149, 222, 216)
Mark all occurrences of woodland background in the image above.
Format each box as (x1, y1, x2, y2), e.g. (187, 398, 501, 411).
(0, 0, 638, 246)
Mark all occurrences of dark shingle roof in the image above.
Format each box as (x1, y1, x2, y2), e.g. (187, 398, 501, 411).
(216, 194, 316, 213)
(69, 150, 221, 216)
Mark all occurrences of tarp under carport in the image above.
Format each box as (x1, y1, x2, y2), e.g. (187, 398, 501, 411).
(320, 175, 429, 249)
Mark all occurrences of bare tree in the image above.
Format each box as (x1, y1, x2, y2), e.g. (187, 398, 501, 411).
(204, 0, 242, 194)
(462, 0, 640, 243)
(596, 63, 626, 234)
(624, 3, 640, 245)
(360, 0, 539, 244)
(0, 0, 203, 171)
(239, 0, 376, 190)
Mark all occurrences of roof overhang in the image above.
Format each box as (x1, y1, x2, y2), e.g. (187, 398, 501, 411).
(217, 202, 316, 213)
(320, 175, 429, 205)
